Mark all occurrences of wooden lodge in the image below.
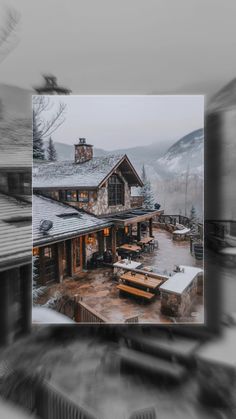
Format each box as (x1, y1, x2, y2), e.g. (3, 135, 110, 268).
(33, 195, 113, 285)
(0, 120, 32, 345)
(0, 193, 32, 345)
(33, 139, 162, 286)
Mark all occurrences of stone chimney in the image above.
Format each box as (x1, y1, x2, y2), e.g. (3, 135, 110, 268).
(74, 138, 93, 164)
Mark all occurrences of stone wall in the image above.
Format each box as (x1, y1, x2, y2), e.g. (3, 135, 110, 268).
(160, 274, 201, 317)
(130, 195, 143, 208)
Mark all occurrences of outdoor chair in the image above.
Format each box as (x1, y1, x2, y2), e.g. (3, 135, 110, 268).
(87, 252, 104, 269)
(103, 250, 113, 264)
(153, 239, 159, 249)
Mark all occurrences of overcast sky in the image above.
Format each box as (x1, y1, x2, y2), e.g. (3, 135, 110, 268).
(0, 0, 236, 95)
(35, 95, 204, 150)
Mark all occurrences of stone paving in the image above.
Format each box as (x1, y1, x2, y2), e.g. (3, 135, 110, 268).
(36, 228, 203, 324)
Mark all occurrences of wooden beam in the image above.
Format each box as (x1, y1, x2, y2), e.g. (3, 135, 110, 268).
(57, 242, 64, 283)
(98, 230, 104, 254)
(137, 222, 141, 241)
(82, 236, 87, 269)
(0, 270, 10, 345)
(111, 226, 117, 263)
(149, 218, 153, 237)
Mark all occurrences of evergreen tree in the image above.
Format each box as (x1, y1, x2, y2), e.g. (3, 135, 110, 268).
(33, 111, 45, 159)
(47, 136, 57, 161)
(140, 165, 155, 209)
(190, 205, 198, 233)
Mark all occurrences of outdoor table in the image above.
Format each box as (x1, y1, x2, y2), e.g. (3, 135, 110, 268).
(137, 237, 154, 245)
(120, 271, 163, 290)
(118, 244, 142, 253)
(113, 259, 142, 273)
(142, 266, 153, 272)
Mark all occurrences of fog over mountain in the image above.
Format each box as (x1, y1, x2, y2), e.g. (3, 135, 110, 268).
(49, 128, 203, 219)
(0, 83, 33, 119)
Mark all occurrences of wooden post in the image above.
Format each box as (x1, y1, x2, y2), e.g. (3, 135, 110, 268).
(149, 218, 153, 237)
(82, 236, 87, 270)
(0, 270, 10, 345)
(38, 247, 45, 286)
(98, 230, 104, 255)
(137, 222, 141, 241)
(111, 226, 117, 263)
(57, 242, 64, 283)
(67, 240, 73, 276)
(20, 263, 32, 335)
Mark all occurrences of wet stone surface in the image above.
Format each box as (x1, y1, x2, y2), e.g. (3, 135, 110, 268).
(36, 228, 203, 324)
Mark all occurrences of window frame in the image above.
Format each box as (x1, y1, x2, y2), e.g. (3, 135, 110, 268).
(108, 174, 125, 206)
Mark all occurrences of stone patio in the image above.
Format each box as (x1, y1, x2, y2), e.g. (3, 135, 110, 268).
(36, 228, 203, 324)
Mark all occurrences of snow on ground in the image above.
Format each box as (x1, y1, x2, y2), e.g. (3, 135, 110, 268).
(32, 307, 75, 324)
(0, 398, 34, 418)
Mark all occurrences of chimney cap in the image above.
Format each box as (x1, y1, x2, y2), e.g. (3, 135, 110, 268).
(74, 138, 93, 147)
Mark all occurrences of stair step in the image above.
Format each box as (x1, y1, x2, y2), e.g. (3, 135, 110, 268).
(117, 347, 187, 381)
(121, 331, 201, 361)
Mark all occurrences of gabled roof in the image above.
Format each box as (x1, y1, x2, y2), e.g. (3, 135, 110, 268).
(0, 118, 32, 169)
(0, 193, 32, 271)
(33, 195, 112, 246)
(33, 154, 143, 189)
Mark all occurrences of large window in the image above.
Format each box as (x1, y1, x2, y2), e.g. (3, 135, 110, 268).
(108, 174, 124, 206)
(59, 190, 90, 203)
(65, 190, 77, 202)
(78, 191, 89, 202)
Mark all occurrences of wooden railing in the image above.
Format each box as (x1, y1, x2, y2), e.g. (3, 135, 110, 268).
(1, 368, 98, 419)
(155, 214, 203, 240)
(76, 301, 109, 323)
(125, 315, 139, 324)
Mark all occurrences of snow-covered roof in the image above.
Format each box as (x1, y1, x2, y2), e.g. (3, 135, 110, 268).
(33, 195, 112, 246)
(33, 154, 143, 189)
(0, 118, 32, 169)
(160, 265, 203, 295)
(33, 155, 123, 188)
(0, 193, 32, 271)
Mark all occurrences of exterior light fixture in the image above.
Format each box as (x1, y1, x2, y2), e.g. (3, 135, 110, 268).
(33, 247, 39, 256)
(103, 228, 110, 237)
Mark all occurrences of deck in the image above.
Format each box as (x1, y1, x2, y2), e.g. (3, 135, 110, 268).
(35, 228, 203, 324)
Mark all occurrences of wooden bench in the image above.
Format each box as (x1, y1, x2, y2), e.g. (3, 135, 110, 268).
(117, 284, 155, 300)
(117, 347, 187, 381)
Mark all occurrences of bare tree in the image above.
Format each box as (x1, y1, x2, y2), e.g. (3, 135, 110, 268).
(32, 96, 66, 159)
(33, 96, 66, 139)
(0, 7, 20, 65)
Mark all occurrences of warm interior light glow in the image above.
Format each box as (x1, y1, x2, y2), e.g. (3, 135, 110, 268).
(124, 226, 129, 234)
(33, 247, 39, 256)
(103, 228, 110, 237)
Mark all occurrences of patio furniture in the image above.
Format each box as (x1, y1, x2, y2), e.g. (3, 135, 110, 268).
(117, 283, 155, 300)
(87, 252, 104, 269)
(120, 271, 163, 291)
(118, 244, 142, 260)
(103, 250, 112, 264)
(113, 260, 142, 275)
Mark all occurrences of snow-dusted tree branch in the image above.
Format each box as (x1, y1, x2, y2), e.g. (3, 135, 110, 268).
(33, 96, 66, 140)
(0, 7, 20, 64)
(33, 96, 66, 159)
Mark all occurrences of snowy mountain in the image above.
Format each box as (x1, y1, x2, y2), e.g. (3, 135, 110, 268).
(157, 128, 204, 176)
